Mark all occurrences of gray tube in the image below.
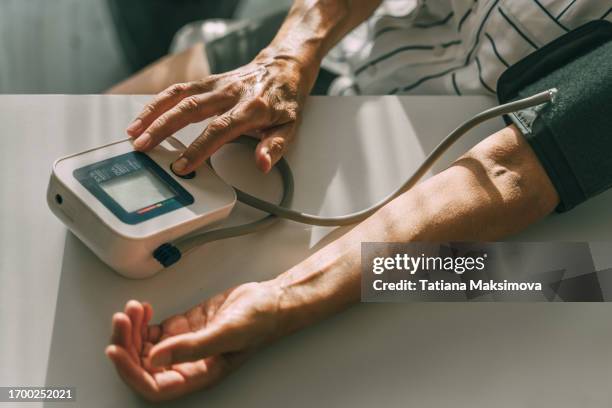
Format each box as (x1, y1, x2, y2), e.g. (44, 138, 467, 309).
(175, 137, 294, 255)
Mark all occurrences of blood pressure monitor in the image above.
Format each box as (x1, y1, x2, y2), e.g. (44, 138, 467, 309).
(47, 138, 236, 279)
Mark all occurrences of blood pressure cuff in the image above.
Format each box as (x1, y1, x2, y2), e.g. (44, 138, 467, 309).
(497, 20, 612, 212)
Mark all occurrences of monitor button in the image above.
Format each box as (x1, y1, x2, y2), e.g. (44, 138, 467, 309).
(170, 163, 196, 179)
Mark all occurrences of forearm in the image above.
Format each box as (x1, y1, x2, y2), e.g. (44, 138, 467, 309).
(259, 0, 382, 83)
(271, 125, 560, 335)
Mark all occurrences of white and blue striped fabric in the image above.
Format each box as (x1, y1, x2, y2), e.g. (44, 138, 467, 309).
(326, 0, 612, 95)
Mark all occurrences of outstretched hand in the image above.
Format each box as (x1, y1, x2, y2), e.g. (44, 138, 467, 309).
(106, 282, 282, 402)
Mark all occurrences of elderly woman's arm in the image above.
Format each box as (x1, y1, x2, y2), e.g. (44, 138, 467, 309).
(106, 125, 559, 402)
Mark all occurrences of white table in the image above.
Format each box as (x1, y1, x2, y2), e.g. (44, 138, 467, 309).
(1, 95, 612, 407)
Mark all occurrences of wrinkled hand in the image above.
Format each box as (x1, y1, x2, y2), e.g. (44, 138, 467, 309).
(106, 282, 281, 402)
(127, 52, 314, 175)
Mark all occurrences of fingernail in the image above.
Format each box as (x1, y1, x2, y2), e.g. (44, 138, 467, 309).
(151, 350, 172, 367)
(133, 133, 151, 150)
(172, 157, 189, 174)
(257, 147, 272, 173)
(127, 119, 143, 135)
(262, 152, 272, 173)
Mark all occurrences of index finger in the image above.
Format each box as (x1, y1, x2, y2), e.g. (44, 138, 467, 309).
(127, 79, 214, 137)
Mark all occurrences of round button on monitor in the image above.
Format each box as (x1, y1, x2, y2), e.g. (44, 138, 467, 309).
(170, 163, 196, 179)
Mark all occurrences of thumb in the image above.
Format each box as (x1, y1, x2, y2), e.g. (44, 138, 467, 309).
(149, 324, 240, 367)
(255, 122, 296, 174)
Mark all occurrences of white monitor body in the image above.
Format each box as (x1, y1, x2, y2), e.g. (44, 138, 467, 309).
(47, 138, 236, 279)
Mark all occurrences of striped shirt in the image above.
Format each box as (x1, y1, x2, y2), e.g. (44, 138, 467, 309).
(325, 0, 612, 95)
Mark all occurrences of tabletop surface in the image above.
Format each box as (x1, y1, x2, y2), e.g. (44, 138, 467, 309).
(1, 95, 611, 407)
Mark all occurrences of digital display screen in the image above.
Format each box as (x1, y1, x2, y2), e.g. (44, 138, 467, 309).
(74, 151, 194, 224)
(99, 169, 175, 213)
